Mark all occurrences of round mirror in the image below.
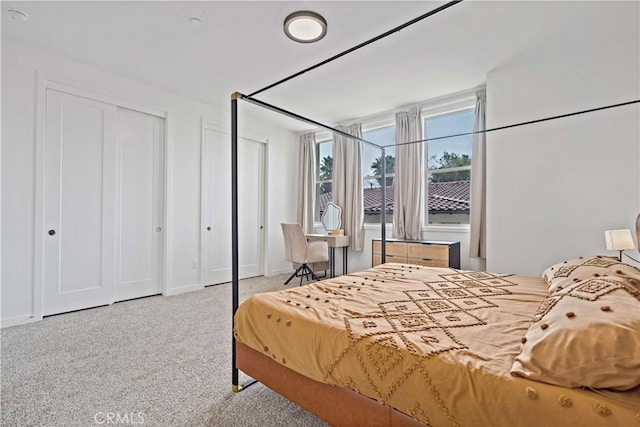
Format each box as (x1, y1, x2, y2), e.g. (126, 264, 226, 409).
(322, 202, 342, 232)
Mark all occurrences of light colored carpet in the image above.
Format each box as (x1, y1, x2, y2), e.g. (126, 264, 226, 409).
(1, 275, 329, 426)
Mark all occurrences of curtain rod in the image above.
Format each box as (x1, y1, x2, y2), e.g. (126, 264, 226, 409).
(246, 1, 463, 98)
(240, 94, 383, 149)
(386, 99, 640, 148)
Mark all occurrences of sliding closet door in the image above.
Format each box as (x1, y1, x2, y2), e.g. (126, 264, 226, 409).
(237, 137, 266, 278)
(202, 127, 265, 285)
(42, 90, 165, 316)
(114, 108, 165, 301)
(43, 90, 118, 315)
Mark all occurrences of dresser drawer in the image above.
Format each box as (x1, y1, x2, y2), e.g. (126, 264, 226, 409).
(385, 254, 407, 263)
(407, 258, 449, 268)
(407, 243, 448, 261)
(373, 241, 407, 257)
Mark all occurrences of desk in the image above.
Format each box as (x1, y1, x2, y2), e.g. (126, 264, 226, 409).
(306, 234, 350, 278)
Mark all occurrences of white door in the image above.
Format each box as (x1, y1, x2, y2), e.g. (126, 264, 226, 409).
(43, 89, 118, 315)
(203, 128, 265, 285)
(237, 137, 266, 278)
(114, 108, 165, 301)
(43, 90, 165, 315)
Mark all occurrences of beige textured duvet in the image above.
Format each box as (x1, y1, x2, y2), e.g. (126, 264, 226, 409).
(234, 263, 640, 426)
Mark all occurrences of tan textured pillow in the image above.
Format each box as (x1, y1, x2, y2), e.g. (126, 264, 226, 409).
(541, 255, 640, 294)
(511, 277, 640, 390)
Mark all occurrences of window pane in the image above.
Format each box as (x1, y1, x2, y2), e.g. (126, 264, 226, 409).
(363, 126, 395, 223)
(363, 178, 393, 223)
(428, 168, 471, 183)
(315, 140, 333, 222)
(315, 182, 332, 222)
(426, 110, 473, 170)
(425, 109, 474, 225)
(316, 141, 333, 181)
(427, 173, 470, 225)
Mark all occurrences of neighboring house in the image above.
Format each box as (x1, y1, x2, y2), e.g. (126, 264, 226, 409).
(320, 180, 470, 225)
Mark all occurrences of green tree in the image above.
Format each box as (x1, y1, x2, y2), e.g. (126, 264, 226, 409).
(428, 152, 471, 182)
(319, 155, 332, 193)
(370, 155, 395, 187)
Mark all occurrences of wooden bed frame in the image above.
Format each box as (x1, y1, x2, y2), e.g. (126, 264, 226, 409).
(237, 342, 425, 427)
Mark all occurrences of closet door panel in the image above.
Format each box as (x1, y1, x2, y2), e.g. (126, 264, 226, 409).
(43, 89, 117, 315)
(115, 108, 164, 301)
(202, 128, 265, 285)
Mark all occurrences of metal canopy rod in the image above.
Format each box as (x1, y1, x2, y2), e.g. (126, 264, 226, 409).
(241, 94, 382, 149)
(382, 98, 640, 149)
(247, 1, 463, 98)
(231, 95, 240, 391)
(380, 148, 387, 263)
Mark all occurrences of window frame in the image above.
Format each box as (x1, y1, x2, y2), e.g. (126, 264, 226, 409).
(422, 105, 475, 227)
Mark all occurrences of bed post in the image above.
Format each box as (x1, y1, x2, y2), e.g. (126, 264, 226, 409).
(231, 92, 241, 392)
(381, 147, 387, 263)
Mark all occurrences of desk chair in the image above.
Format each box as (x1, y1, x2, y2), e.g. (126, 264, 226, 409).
(281, 223, 329, 286)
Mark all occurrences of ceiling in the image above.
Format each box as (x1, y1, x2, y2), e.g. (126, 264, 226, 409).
(2, 1, 638, 131)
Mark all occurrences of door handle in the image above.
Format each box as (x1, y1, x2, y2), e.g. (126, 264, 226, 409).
(207, 227, 211, 231)
(260, 225, 264, 230)
(156, 227, 162, 232)
(48, 229, 56, 236)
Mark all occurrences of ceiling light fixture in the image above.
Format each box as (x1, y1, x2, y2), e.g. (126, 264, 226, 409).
(7, 9, 29, 22)
(283, 11, 327, 43)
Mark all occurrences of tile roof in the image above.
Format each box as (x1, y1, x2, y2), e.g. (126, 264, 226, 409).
(320, 180, 470, 214)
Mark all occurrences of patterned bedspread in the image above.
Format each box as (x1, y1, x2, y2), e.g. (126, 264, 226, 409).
(234, 263, 640, 426)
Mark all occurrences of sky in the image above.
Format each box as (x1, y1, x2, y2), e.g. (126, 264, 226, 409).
(318, 109, 475, 179)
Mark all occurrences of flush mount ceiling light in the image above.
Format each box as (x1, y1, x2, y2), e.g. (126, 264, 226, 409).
(283, 11, 327, 43)
(7, 9, 29, 22)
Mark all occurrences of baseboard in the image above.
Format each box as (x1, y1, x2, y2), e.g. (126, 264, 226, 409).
(1, 314, 40, 328)
(164, 283, 203, 296)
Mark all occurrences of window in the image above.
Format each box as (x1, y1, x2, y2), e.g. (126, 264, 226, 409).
(315, 139, 333, 221)
(311, 92, 477, 228)
(424, 109, 474, 225)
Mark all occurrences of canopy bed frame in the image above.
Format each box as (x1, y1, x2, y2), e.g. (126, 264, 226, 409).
(228, 1, 640, 424)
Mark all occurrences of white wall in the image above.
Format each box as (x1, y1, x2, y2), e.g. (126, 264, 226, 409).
(486, 36, 640, 276)
(1, 39, 297, 325)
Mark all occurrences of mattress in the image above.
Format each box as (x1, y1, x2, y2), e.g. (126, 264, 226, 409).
(234, 263, 640, 426)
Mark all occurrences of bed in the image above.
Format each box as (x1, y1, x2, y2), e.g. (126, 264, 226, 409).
(234, 259, 640, 426)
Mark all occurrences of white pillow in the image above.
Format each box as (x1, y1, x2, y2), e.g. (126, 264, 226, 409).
(511, 276, 640, 390)
(541, 255, 640, 294)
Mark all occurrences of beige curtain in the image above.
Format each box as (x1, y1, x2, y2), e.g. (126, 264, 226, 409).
(393, 107, 423, 240)
(333, 124, 365, 251)
(469, 88, 487, 258)
(297, 132, 316, 233)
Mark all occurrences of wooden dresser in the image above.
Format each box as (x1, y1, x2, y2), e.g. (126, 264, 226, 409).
(372, 238, 460, 269)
